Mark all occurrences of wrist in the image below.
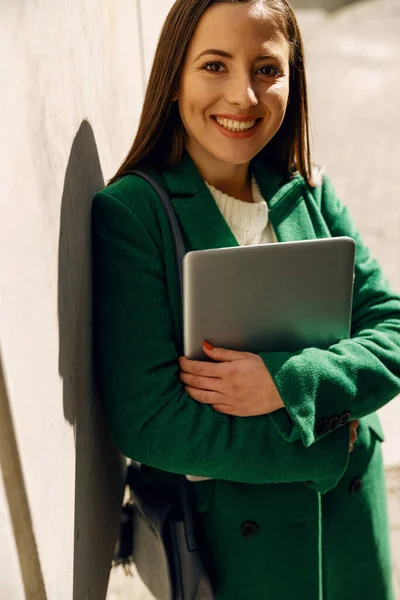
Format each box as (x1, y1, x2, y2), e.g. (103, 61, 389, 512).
(263, 378, 285, 414)
(270, 392, 285, 413)
(260, 356, 285, 413)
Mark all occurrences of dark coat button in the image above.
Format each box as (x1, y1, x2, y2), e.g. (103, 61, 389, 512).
(339, 412, 351, 426)
(328, 416, 340, 431)
(316, 418, 329, 436)
(349, 477, 362, 494)
(241, 522, 259, 538)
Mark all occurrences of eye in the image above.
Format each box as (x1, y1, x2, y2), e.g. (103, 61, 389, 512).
(256, 65, 281, 77)
(203, 61, 227, 73)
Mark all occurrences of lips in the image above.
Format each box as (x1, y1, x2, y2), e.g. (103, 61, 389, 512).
(216, 117, 256, 132)
(213, 114, 262, 122)
(210, 115, 263, 138)
(212, 115, 262, 132)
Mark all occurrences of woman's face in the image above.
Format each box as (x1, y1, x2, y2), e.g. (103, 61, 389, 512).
(177, 1, 291, 172)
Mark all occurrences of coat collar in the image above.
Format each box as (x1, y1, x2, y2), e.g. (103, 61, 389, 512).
(160, 151, 313, 250)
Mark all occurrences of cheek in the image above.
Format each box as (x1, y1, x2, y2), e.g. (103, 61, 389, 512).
(179, 76, 220, 116)
(177, 88, 197, 134)
(263, 81, 290, 113)
(179, 83, 201, 123)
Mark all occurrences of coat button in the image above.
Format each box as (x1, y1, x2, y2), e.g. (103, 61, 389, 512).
(241, 522, 259, 538)
(339, 412, 351, 427)
(349, 477, 362, 494)
(328, 416, 340, 431)
(316, 418, 329, 436)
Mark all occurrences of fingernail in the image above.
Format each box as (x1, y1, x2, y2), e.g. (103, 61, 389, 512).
(203, 341, 214, 351)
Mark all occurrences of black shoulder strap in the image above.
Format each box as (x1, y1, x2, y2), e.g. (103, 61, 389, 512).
(125, 168, 186, 300)
(125, 168, 197, 552)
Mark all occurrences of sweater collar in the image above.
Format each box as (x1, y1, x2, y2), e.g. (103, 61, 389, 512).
(159, 151, 309, 249)
(205, 177, 270, 240)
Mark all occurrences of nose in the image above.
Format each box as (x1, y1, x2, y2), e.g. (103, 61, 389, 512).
(225, 74, 258, 109)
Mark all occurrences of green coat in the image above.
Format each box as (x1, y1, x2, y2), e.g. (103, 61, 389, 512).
(92, 152, 400, 599)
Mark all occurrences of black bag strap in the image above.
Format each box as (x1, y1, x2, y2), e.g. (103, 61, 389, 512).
(127, 168, 186, 310)
(125, 168, 197, 552)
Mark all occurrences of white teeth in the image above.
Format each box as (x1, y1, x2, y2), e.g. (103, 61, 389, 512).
(215, 117, 257, 132)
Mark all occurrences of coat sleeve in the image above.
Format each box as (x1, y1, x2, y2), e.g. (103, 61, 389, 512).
(261, 175, 400, 447)
(92, 187, 350, 493)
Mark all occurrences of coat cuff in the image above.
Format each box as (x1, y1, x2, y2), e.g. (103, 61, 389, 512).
(260, 350, 352, 448)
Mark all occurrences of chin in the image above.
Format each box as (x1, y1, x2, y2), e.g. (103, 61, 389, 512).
(210, 147, 261, 166)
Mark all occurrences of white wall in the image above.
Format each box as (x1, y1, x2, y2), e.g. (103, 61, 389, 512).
(0, 0, 146, 597)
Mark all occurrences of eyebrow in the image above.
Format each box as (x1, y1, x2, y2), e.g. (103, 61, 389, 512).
(194, 49, 281, 62)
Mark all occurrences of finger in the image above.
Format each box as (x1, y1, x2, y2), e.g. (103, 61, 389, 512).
(203, 341, 249, 362)
(184, 385, 224, 405)
(179, 356, 223, 378)
(179, 371, 223, 393)
(349, 442, 354, 453)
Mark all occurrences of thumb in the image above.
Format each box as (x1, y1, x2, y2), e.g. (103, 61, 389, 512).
(203, 341, 247, 362)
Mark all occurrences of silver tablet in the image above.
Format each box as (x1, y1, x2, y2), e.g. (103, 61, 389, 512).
(183, 237, 355, 359)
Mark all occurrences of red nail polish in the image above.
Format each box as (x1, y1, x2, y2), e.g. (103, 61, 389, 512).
(203, 341, 214, 351)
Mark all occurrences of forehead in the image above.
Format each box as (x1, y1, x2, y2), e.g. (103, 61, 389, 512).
(187, 2, 290, 60)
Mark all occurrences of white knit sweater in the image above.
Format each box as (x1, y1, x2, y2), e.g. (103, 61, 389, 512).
(186, 176, 277, 483)
(205, 175, 277, 246)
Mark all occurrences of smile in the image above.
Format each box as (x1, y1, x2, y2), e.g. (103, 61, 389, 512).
(213, 116, 260, 132)
(211, 115, 262, 139)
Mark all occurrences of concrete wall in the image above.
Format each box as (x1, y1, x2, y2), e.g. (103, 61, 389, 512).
(0, 0, 146, 597)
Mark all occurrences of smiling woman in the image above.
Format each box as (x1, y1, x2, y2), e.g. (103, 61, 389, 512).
(93, 1, 400, 599)
(177, 2, 291, 197)
(109, 0, 311, 190)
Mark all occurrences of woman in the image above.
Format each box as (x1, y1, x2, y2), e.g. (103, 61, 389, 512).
(92, 1, 400, 598)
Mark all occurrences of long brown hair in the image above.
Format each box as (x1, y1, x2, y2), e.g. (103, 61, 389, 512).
(109, 0, 313, 186)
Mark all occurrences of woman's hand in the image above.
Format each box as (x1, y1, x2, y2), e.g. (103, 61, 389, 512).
(179, 341, 284, 416)
(180, 343, 360, 450)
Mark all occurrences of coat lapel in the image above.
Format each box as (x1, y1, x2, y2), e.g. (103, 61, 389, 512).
(161, 152, 326, 250)
(252, 160, 321, 242)
(162, 152, 238, 251)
